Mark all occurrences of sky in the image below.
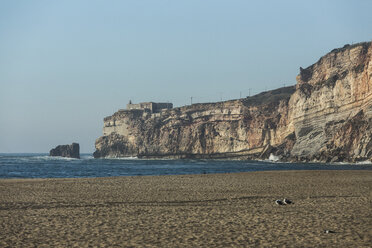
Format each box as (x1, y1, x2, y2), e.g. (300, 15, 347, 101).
(0, 0, 371, 153)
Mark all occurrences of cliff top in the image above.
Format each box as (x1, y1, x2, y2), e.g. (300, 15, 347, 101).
(162, 85, 295, 114)
(298, 41, 371, 84)
(106, 41, 371, 119)
(328, 41, 371, 55)
(241, 86, 295, 107)
(104, 85, 296, 120)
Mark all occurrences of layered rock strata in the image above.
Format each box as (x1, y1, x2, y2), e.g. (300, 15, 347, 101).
(289, 42, 372, 162)
(50, 143, 80, 159)
(94, 42, 372, 162)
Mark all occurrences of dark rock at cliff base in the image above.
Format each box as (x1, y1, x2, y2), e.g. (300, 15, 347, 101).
(50, 143, 80, 159)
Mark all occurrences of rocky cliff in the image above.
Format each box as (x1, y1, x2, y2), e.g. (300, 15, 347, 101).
(50, 143, 80, 159)
(288, 42, 372, 162)
(94, 42, 372, 162)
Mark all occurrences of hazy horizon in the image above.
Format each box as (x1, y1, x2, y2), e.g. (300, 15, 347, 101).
(1, 0, 371, 153)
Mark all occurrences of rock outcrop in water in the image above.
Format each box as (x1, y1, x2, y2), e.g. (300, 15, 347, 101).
(94, 42, 372, 162)
(50, 143, 80, 159)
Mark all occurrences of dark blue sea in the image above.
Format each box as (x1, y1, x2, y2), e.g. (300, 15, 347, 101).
(0, 153, 371, 179)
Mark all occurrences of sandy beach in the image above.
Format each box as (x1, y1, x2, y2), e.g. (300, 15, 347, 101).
(0, 170, 371, 247)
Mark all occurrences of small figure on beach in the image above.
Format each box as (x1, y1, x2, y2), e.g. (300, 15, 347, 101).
(275, 200, 284, 205)
(324, 230, 335, 234)
(275, 198, 293, 205)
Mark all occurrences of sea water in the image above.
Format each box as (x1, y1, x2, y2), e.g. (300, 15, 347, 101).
(0, 153, 370, 179)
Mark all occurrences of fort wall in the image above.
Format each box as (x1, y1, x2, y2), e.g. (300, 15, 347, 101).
(126, 102, 173, 113)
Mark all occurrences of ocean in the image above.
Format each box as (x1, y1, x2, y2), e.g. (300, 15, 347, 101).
(0, 153, 371, 179)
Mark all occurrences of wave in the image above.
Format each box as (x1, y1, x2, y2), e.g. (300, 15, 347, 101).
(32, 155, 96, 161)
(356, 160, 372, 165)
(330, 160, 372, 165)
(33, 156, 79, 161)
(261, 154, 281, 163)
(101, 156, 139, 160)
(80, 155, 94, 159)
(268, 154, 280, 162)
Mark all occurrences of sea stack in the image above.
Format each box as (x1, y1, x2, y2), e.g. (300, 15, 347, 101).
(50, 143, 80, 159)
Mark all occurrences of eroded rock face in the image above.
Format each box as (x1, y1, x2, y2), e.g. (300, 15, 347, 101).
(94, 42, 372, 162)
(50, 143, 80, 159)
(93, 87, 296, 159)
(289, 42, 372, 162)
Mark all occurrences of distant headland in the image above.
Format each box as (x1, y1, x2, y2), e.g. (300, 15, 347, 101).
(93, 42, 372, 163)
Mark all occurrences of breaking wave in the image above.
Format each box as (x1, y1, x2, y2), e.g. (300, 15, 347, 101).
(356, 160, 372, 165)
(267, 154, 280, 162)
(33, 156, 79, 161)
(102, 156, 138, 160)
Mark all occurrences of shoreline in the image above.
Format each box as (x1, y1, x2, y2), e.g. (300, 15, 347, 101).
(1, 166, 372, 181)
(2, 152, 372, 164)
(1, 170, 371, 247)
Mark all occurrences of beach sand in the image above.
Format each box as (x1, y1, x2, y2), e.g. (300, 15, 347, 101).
(0, 170, 371, 247)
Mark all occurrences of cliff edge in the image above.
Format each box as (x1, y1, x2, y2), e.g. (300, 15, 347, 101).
(94, 42, 372, 162)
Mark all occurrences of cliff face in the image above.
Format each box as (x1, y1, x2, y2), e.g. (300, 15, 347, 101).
(94, 42, 372, 162)
(94, 87, 296, 159)
(289, 42, 372, 162)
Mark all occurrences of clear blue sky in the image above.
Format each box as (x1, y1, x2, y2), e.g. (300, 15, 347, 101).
(0, 0, 371, 153)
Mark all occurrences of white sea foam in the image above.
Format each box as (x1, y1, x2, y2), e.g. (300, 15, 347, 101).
(356, 160, 372, 165)
(268, 153, 280, 162)
(104, 156, 138, 160)
(80, 155, 94, 159)
(33, 155, 96, 161)
(330, 160, 372, 165)
(332, 161, 349, 165)
(33, 156, 79, 161)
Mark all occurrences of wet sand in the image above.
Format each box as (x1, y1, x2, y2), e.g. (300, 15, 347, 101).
(0, 170, 371, 247)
